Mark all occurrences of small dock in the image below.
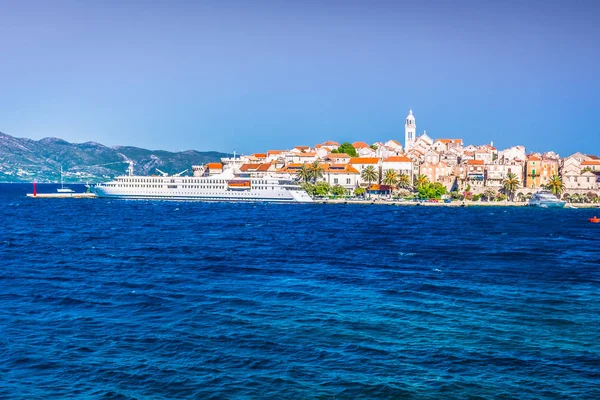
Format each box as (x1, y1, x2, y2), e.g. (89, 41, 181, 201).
(26, 193, 97, 199)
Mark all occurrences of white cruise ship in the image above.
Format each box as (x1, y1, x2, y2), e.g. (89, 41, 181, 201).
(93, 164, 313, 203)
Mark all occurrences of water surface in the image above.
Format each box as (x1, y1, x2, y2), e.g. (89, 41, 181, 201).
(1, 184, 599, 399)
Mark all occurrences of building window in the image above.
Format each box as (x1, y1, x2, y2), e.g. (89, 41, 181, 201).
(346, 178, 351, 184)
(334, 178, 338, 184)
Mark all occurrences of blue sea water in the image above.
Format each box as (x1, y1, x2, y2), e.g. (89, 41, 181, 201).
(1, 183, 599, 399)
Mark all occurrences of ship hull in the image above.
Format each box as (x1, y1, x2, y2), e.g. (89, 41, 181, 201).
(93, 187, 313, 203)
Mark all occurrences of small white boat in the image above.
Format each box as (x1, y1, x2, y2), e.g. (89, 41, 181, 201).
(528, 190, 565, 208)
(57, 166, 75, 193)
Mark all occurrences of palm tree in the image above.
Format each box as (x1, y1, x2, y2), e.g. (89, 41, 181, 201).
(297, 164, 311, 183)
(545, 174, 565, 198)
(361, 165, 379, 199)
(414, 174, 429, 191)
(398, 173, 411, 189)
(309, 161, 324, 183)
(382, 170, 399, 196)
(502, 172, 520, 201)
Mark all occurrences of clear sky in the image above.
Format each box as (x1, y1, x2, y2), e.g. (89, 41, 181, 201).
(0, 0, 598, 155)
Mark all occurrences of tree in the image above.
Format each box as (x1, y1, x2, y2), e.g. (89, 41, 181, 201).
(483, 189, 496, 202)
(545, 174, 565, 197)
(331, 142, 358, 157)
(361, 165, 379, 199)
(382, 170, 399, 196)
(297, 164, 311, 183)
(396, 188, 411, 198)
(398, 173, 411, 189)
(369, 144, 378, 150)
(502, 172, 520, 201)
(516, 192, 525, 202)
(582, 167, 593, 174)
(314, 181, 331, 197)
(414, 174, 429, 192)
(418, 182, 447, 199)
(354, 187, 366, 198)
(331, 185, 346, 197)
(309, 161, 324, 183)
(300, 182, 316, 196)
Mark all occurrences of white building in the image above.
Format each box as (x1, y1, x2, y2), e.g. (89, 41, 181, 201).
(321, 164, 360, 189)
(381, 156, 413, 178)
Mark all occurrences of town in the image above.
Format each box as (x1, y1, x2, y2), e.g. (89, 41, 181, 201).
(201, 110, 600, 204)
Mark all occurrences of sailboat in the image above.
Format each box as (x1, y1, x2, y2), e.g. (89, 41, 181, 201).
(57, 166, 75, 193)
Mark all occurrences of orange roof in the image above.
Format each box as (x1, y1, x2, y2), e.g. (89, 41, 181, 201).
(252, 153, 267, 158)
(277, 163, 305, 173)
(256, 163, 273, 171)
(435, 139, 463, 144)
(389, 139, 401, 145)
(352, 141, 370, 148)
(206, 162, 222, 169)
(327, 153, 350, 158)
(527, 155, 542, 161)
(322, 141, 339, 146)
(296, 152, 317, 157)
(239, 163, 261, 172)
(467, 160, 484, 165)
(383, 156, 412, 163)
(294, 146, 310, 150)
(349, 157, 380, 164)
(322, 164, 359, 174)
(581, 160, 600, 165)
(268, 150, 285, 155)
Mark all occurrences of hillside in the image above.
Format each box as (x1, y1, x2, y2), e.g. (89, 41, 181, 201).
(0, 131, 230, 182)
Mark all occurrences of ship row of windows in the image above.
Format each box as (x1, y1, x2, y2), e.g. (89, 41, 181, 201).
(117, 178, 271, 185)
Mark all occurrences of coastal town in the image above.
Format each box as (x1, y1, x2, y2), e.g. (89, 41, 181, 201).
(198, 110, 600, 204)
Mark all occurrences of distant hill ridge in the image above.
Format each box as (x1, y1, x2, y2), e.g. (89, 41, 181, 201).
(0, 131, 230, 182)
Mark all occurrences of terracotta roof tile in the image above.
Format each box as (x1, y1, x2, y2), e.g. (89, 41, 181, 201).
(349, 157, 380, 164)
(383, 156, 412, 163)
(327, 153, 351, 158)
(352, 141, 370, 148)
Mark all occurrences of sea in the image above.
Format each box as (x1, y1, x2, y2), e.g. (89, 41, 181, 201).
(1, 183, 599, 399)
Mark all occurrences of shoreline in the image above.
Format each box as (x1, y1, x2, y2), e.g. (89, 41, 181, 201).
(316, 199, 600, 208)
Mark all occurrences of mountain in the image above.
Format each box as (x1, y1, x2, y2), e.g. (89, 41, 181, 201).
(0, 131, 230, 182)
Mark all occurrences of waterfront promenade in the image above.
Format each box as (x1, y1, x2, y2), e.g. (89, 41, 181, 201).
(319, 198, 600, 208)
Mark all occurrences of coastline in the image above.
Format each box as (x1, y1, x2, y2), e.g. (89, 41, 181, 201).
(317, 199, 600, 208)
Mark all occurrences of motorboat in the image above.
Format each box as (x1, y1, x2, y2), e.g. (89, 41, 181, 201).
(528, 190, 565, 208)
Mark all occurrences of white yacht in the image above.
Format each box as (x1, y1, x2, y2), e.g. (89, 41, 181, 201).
(93, 163, 313, 203)
(528, 190, 565, 208)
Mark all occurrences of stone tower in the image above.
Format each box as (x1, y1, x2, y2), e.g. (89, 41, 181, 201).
(405, 109, 416, 150)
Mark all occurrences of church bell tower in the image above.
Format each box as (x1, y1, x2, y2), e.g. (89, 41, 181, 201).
(405, 109, 416, 150)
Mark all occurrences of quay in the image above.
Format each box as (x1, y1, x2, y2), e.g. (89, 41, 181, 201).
(26, 193, 97, 199)
(319, 199, 600, 208)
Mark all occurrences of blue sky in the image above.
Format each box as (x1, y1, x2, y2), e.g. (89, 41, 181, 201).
(0, 0, 598, 155)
